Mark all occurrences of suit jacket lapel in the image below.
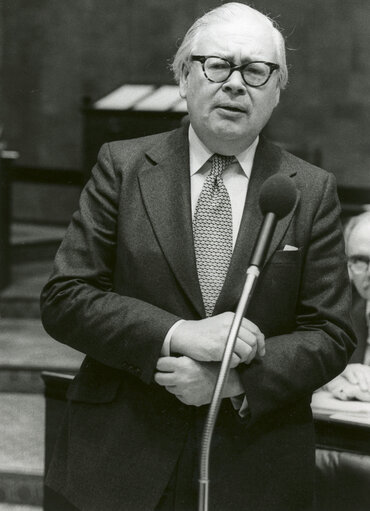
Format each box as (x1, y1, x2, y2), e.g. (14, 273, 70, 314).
(214, 137, 300, 314)
(138, 126, 205, 317)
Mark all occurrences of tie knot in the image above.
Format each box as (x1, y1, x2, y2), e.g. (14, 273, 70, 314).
(210, 154, 235, 177)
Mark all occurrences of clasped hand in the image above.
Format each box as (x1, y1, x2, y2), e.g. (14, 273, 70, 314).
(154, 312, 265, 406)
(155, 357, 221, 407)
(170, 311, 265, 368)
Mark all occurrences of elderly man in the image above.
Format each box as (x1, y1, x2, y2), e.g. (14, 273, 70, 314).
(41, 3, 355, 511)
(325, 211, 370, 401)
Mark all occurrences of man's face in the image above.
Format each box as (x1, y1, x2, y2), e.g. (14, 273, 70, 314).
(347, 221, 370, 300)
(179, 16, 281, 155)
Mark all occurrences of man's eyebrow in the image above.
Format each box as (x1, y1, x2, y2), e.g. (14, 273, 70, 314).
(209, 54, 267, 65)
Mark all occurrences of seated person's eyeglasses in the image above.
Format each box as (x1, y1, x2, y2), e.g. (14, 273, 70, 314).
(348, 255, 370, 274)
(191, 55, 280, 88)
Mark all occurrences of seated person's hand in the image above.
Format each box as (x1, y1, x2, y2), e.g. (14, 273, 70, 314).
(325, 375, 355, 400)
(341, 363, 370, 392)
(325, 374, 370, 402)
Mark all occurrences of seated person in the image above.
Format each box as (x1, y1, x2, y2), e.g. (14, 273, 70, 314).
(325, 211, 370, 401)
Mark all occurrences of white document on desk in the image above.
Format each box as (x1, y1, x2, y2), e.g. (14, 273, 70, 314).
(311, 390, 370, 425)
(329, 412, 370, 426)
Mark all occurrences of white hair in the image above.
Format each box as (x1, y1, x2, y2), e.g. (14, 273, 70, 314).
(171, 2, 288, 90)
(344, 211, 370, 254)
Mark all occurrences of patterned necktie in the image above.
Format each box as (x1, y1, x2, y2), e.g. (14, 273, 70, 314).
(193, 154, 234, 316)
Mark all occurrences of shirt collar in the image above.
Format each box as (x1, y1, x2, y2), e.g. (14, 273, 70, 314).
(188, 124, 258, 178)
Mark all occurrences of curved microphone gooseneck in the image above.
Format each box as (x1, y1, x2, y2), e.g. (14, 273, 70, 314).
(198, 174, 297, 511)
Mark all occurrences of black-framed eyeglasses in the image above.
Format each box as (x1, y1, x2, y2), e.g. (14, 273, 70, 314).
(348, 255, 370, 275)
(191, 55, 280, 88)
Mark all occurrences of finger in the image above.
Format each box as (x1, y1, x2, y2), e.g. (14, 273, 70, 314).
(234, 337, 252, 362)
(165, 385, 180, 395)
(333, 387, 350, 401)
(357, 371, 368, 392)
(233, 339, 252, 363)
(240, 319, 265, 355)
(176, 395, 189, 405)
(154, 371, 176, 386)
(238, 324, 265, 357)
(238, 324, 257, 348)
(346, 367, 367, 390)
(345, 370, 358, 385)
(240, 317, 260, 335)
(336, 391, 349, 401)
(256, 332, 265, 357)
(230, 353, 241, 368)
(358, 368, 370, 390)
(245, 343, 258, 365)
(235, 330, 261, 363)
(156, 356, 179, 371)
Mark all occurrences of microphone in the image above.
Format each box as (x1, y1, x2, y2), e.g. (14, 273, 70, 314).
(198, 173, 297, 511)
(249, 174, 297, 268)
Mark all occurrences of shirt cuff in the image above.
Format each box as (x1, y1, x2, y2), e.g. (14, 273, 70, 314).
(230, 395, 249, 418)
(161, 320, 186, 356)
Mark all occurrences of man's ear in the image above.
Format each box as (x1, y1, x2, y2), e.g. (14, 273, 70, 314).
(179, 63, 189, 99)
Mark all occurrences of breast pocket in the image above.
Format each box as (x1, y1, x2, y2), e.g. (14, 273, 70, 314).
(264, 247, 303, 293)
(268, 247, 302, 266)
(250, 248, 303, 333)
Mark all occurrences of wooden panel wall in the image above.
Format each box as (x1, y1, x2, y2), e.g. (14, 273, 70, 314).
(2, 0, 370, 187)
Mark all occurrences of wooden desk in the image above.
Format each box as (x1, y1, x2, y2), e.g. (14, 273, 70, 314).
(312, 390, 370, 454)
(314, 410, 370, 455)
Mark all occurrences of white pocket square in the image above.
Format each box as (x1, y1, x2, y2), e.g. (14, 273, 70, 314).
(283, 244, 298, 251)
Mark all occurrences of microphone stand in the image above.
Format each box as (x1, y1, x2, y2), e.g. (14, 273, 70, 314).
(197, 175, 296, 509)
(198, 264, 260, 511)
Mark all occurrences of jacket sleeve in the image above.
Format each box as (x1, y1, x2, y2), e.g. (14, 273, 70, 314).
(237, 172, 356, 425)
(40, 144, 180, 384)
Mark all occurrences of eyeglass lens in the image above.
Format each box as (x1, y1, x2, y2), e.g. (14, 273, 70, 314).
(349, 255, 370, 273)
(204, 57, 271, 86)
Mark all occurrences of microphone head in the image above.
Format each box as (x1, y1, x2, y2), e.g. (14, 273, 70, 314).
(259, 174, 297, 219)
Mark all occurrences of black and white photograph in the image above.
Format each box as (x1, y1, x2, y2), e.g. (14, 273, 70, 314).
(0, 1, 369, 510)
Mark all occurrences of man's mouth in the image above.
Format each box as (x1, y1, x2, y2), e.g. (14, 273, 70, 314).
(218, 104, 246, 113)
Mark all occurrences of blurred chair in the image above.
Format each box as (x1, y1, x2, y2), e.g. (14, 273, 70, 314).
(316, 448, 370, 511)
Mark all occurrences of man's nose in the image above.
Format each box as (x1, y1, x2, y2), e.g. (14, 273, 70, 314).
(221, 70, 247, 95)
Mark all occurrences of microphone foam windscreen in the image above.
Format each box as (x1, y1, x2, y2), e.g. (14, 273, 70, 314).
(259, 174, 297, 219)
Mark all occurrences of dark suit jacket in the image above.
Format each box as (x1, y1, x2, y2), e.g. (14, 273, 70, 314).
(349, 288, 368, 363)
(40, 126, 355, 511)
